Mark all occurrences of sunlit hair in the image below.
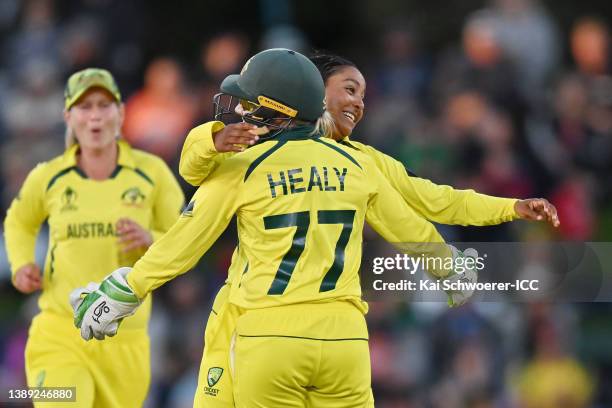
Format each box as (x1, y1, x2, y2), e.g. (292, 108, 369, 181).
(65, 127, 77, 149)
(311, 110, 335, 138)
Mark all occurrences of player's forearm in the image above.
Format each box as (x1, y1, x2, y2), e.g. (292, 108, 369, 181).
(179, 121, 227, 186)
(403, 178, 519, 226)
(3, 219, 40, 278)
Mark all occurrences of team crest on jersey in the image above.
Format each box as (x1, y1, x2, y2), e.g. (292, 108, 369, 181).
(61, 187, 78, 211)
(207, 367, 223, 387)
(121, 187, 145, 207)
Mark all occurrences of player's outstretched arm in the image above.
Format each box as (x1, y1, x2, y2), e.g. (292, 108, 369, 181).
(354, 142, 559, 227)
(364, 163, 479, 306)
(71, 164, 243, 340)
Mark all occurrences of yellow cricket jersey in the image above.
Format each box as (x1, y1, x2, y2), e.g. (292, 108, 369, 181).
(177, 121, 519, 286)
(178, 121, 519, 225)
(3, 140, 184, 330)
(128, 125, 452, 311)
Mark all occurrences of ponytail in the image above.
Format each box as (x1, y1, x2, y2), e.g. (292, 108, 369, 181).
(311, 110, 336, 139)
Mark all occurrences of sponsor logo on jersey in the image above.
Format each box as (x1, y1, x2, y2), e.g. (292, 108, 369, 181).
(203, 367, 223, 396)
(61, 187, 78, 211)
(121, 187, 145, 207)
(207, 367, 223, 387)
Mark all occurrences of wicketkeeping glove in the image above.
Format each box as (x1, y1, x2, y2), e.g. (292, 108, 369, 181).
(71, 267, 140, 341)
(443, 247, 479, 307)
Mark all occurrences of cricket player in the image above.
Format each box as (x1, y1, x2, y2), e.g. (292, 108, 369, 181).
(71, 49, 479, 407)
(3, 68, 184, 407)
(178, 52, 560, 407)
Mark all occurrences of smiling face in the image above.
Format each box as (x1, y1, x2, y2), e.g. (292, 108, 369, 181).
(64, 88, 124, 151)
(324, 66, 366, 140)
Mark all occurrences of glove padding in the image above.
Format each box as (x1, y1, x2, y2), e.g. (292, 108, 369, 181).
(71, 267, 140, 341)
(444, 247, 479, 307)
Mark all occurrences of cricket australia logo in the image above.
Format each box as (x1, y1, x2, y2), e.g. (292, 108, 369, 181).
(207, 367, 223, 387)
(92, 301, 110, 323)
(203, 367, 223, 397)
(121, 187, 145, 207)
(61, 186, 78, 211)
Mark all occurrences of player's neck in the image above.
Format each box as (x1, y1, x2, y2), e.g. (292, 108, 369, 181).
(77, 143, 118, 180)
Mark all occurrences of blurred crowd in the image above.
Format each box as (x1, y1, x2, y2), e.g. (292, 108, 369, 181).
(1, 0, 612, 407)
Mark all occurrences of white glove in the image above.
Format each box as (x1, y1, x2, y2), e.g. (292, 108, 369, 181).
(443, 247, 479, 307)
(72, 267, 140, 341)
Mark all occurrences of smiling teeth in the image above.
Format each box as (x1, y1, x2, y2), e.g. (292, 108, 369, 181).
(343, 112, 356, 122)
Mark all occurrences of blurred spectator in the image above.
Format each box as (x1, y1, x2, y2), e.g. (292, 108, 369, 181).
(3, 0, 61, 77)
(372, 21, 430, 101)
(550, 172, 596, 240)
(123, 57, 197, 163)
(489, 0, 560, 101)
(516, 315, 594, 408)
(195, 32, 250, 121)
(571, 17, 610, 77)
(432, 10, 525, 123)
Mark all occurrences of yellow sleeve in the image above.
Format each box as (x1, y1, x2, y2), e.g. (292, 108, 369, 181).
(354, 142, 519, 225)
(178, 121, 236, 186)
(127, 162, 243, 299)
(364, 162, 453, 278)
(3, 164, 48, 281)
(150, 159, 185, 241)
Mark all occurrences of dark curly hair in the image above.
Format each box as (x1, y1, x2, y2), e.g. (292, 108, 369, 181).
(309, 52, 357, 83)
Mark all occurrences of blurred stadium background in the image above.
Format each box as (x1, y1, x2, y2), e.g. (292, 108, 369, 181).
(1, 0, 612, 406)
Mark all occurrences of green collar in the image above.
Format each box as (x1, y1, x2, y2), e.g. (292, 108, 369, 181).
(274, 125, 320, 142)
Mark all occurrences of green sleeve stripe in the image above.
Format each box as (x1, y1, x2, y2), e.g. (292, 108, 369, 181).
(244, 141, 287, 181)
(338, 140, 359, 150)
(313, 138, 362, 169)
(133, 168, 153, 185)
(46, 167, 76, 191)
(49, 243, 57, 282)
(109, 165, 123, 178)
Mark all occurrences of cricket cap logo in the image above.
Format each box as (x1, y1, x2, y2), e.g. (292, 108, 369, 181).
(207, 367, 223, 387)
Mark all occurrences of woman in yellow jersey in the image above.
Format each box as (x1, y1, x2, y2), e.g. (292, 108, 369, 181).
(177, 53, 560, 408)
(73, 48, 481, 408)
(3, 68, 184, 407)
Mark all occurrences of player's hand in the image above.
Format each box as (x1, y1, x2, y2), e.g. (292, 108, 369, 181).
(13, 263, 42, 294)
(515, 198, 560, 227)
(72, 267, 140, 341)
(444, 247, 479, 307)
(213, 123, 264, 152)
(116, 218, 153, 252)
